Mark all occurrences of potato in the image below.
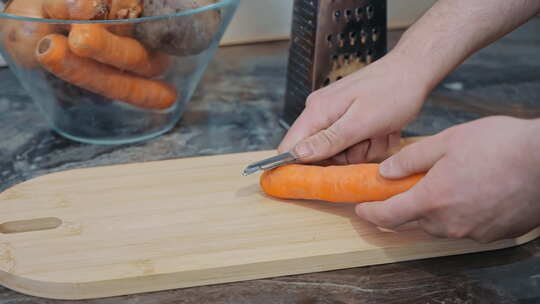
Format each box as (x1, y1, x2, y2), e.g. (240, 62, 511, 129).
(108, 0, 143, 19)
(106, 0, 143, 36)
(1, 0, 57, 69)
(134, 0, 222, 56)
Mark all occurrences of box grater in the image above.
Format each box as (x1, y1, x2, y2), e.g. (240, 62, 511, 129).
(281, 0, 387, 127)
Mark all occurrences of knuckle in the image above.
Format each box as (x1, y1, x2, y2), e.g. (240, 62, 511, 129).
(347, 141, 370, 163)
(393, 145, 415, 171)
(445, 225, 470, 239)
(440, 125, 460, 144)
(419, 181, 454, 211)
(366, 138, 386, 162)
(373, 212, 396, 229)
(413, 183, 441, 212)
(395, 155, 413, 174)
(317, 128, 342, 148)
(305, 92, 325, 108)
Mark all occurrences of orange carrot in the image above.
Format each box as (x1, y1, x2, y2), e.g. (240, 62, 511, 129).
(4, 0, 45, 16)
(1, 0, 56, 68)
(68, 24, 170, 78)
(42, 0, 108, 20)
(36, 34, 177, 110)
(260, 164, 425, 203)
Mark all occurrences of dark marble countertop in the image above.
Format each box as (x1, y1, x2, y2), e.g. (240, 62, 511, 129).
(1, 17, 540, 304)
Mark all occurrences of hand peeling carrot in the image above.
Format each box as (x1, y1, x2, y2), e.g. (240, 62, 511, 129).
(68, 24, 170, 78)
(260, 164, 425, 203)
(42, 0, 108, 20)
(36, 34, 177, 110)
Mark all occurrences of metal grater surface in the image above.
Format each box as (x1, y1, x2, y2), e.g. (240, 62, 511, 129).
(281, 0, 387, 127)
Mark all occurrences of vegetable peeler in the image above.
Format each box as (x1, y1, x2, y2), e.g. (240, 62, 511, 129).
(242, 152, 298, 176)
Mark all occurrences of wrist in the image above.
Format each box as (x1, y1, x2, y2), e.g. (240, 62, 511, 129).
(376, 49, 432, 109)
(524, 119, 540, 164)
(387, 32, 450, 95)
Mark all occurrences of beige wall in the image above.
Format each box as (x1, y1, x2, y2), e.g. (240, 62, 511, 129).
(388, 0, 437, 28)
(221, 0, 438, 45)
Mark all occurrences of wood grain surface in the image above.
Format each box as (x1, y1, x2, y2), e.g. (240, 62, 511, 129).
(0, 137, 538, 300)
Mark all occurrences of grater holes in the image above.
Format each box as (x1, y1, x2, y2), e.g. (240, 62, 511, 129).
(349, 31, 357, 46)
(356, 7, 363, 20)
(356, 50, 364, 62)
(372, 28, 379, 42)
(338, 33, 346, 48)
(366, 48, 374, 63)
(360, 29, 367, 44)
(327, 34, 333, 46)
(366, 5, 374, 20)
(334, 10, 341, 22)
(345, 9, 353, 20)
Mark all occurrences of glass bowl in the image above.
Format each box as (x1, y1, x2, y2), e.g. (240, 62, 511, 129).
(0, 0, 240, 145)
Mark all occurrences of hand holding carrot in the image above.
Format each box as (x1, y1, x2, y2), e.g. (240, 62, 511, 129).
(278, 53, 425, 165)
(278, 0, 540, 166)
(356, 116, 540, 243)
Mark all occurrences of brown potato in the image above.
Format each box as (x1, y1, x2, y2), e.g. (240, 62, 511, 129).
(107, 0, 143, 36)
(134, 0, 222, 56)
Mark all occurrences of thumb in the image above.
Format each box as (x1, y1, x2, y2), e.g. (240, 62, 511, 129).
(292, 128, 345, 161)
(355, 183, 426, 229)
(379, 134, 447, 179)
(292, 109, 375, 162)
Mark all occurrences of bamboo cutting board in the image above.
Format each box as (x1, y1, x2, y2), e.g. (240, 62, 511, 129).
(0, 137, 539, 300)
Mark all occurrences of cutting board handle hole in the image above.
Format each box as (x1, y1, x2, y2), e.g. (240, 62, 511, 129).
(0, 217, 62, 234)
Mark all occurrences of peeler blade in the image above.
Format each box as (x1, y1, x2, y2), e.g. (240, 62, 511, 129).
(242, 152, 298, 176)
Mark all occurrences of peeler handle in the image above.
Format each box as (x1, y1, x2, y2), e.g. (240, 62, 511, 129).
(242, 152, 297, 176)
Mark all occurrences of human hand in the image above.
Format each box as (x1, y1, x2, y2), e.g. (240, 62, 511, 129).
(278, 0, 540, 165)
(355, 116, 540, 243)
(278, 53, 428, 164)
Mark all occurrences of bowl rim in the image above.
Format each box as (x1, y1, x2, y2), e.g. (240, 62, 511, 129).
(0, 0, 240, 24)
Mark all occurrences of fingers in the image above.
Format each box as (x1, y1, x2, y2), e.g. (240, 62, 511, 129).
(354, 185, 425, 229)
(418, 218, 448, 238)
(315, 139, 371, 166)
(289, 110, 359, 162)
(379, 134, 447, 179)
(286, 96, 401, 163)
(365, 131, 402, 162)
(314, 132, 402, 166)
(278, 90, 352, 154)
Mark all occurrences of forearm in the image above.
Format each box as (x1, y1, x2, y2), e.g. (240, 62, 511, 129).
(388, 0, 540, 93)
